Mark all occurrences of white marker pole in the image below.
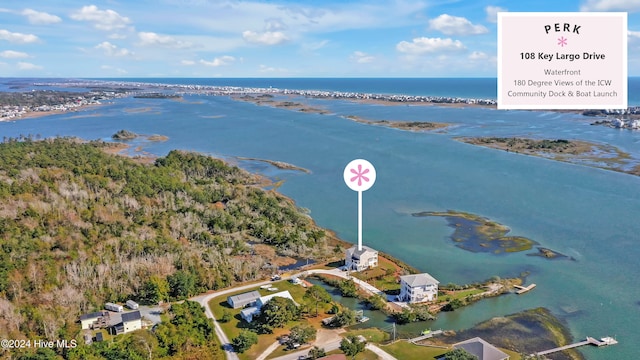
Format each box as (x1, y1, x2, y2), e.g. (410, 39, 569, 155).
(358, 190, 362, 251)
(343, 159, 376, 252)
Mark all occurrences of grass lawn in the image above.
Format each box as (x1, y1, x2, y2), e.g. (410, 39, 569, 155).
(344, 328, 390, 343)
(381, 341, 450, 359)
(351, 257, 401, 293)
(440, 288, 485, 302)
(382, 340, 522, 360)
(325, 348, 381, 359)
(208, 279, 322, 360)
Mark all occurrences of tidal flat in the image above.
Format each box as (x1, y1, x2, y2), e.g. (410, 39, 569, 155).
(458, 137, 640, 177)
(412, 210, 538, 254)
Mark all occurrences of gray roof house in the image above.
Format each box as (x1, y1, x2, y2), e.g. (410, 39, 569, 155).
(398, 273, 440, 303)
(453, 337, 510, 360)
(345, 245, 378, 272)
(227, 290, 261, 309)
(113, 311, 142, 335)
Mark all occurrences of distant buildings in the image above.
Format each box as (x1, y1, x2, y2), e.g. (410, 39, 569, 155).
(398, 273, 440, 303)
(345, 245, 378, 272)
(240, 290, 294, 323)
(452, 337, 510, 360)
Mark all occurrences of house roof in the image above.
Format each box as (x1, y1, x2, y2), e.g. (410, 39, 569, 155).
(258, 290, 294, 306)
(347, 245, 378, 259)
(317, 354, 347, 360)
(400, 273, 439, 287)
(240, 306, 259, 318)
(79, 311, 105, 321)
(453, 337, 509, 360)
(228, 290, 261, 304)
(121, 311, 141, 323)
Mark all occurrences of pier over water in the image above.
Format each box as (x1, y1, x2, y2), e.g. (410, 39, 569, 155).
(533, 336, 618, 356)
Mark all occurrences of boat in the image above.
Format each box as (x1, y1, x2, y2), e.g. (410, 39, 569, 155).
(421, 329, 431, 335)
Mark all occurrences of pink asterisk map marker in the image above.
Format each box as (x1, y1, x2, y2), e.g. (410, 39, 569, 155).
(344, 159, 376, 251)
(558, 36, 568, 47)
(350, 164, 370, 186)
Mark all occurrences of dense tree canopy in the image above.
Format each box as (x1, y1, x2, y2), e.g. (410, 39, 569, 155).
(0, 138, 330, 358)
(254, 296, 300, 333)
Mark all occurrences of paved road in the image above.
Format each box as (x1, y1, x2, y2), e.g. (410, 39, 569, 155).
(190, 268, 385, 360)
(366, 343, 398, 360)
(270, 339, 342, 360)
(191, 279, 273, 360)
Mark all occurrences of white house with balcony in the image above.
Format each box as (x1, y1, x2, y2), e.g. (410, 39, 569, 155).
(398, 273, 439, 303)
(345, 245, 378, 272)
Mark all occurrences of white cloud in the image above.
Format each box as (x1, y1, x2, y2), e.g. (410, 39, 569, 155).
(200, 56, 236, 67)
(428, 14, 488, 36)
(485, 6, 507, 23)
(629, 30, 640, 39)
(301, 40, 329, 51)
(242, 30, 288, 45)
(138, 32, 193, 48)
(21, 8, 62, 25)
(580, 0, 640, 11)
(101, 65, 127, 74)
(0, 50, 29, 59)
(350, 51, 375, 63)
(469, 51, 488, 60)
(181, 60, 196, 66)
(70, 5, 131, 31)
(396, 37, 466, 54)
(17, 62, 42, 70)
(0, 29, 39, 43)
(259, 64, 288, 73)
(265, 18, 288, 31)
(95, 42, 132, 57)
(108, 33, 128, 40)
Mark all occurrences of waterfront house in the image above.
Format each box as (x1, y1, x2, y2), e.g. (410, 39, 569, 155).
(452, 337, 509, 360)
(240, 290, 295, 323)
(398, 273, 439, 303)
(227, 290, 261, 309)
(345, 245, 378, 272)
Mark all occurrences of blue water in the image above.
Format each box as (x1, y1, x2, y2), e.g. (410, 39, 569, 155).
(1, 78, 639, 359)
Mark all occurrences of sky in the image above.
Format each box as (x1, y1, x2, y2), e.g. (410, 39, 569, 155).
(1, 0, 640, 77)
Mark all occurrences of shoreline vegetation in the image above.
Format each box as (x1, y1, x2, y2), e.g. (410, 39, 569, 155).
(459, 137, 640, 177)
(342, 115, 449, 132)
(112, 129, 169, 142)
(233, 94, 331, 114)
(236, 156, 311, 173)
(430, 307, 584, 360)
(413, 210, 570, 259)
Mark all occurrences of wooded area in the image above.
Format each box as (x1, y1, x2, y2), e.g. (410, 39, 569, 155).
(0, 137, 331, 358)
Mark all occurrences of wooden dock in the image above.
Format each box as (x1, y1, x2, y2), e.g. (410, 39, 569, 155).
(408, 330, 443, 343)
(533, 336, 618, 356)
(514, 283, 536, 294)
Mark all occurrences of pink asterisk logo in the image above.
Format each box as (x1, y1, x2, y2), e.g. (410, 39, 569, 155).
(350, 164, 370, 186)
(557, 36, 568, 47)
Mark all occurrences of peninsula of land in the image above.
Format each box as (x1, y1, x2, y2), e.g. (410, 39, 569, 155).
(343, 115, 449, 131)
(412, 210, 539, 254)
(459, 137, 640, 177)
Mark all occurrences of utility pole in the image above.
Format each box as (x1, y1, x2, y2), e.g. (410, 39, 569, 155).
(393, 322, 396, 342)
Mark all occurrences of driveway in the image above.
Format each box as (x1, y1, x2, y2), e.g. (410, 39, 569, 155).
(189, 268, 385, 360)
